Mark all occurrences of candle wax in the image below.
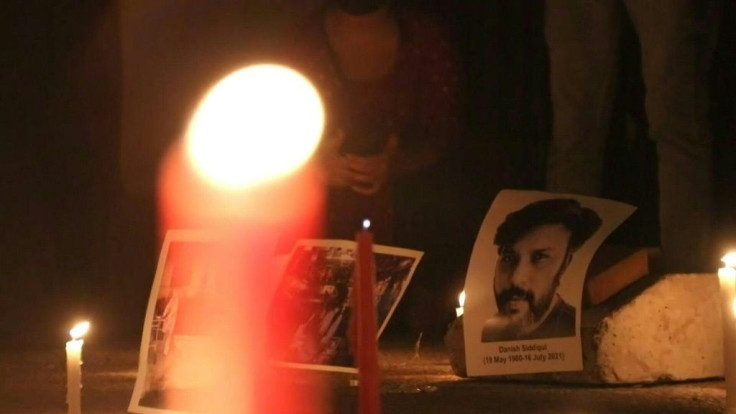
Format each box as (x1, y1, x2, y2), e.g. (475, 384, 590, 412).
(718, 267, 736, 412)
(355, 228, 380, 414)
(66, 338, 83, 414)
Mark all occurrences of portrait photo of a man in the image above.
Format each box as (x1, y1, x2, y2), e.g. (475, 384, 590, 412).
(481, 198, 602, 342)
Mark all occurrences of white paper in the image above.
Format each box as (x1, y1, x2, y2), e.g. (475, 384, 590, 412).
(129, 232, 423, 413)
(463, 190, 634, 376)
(129, 230, 224, 414)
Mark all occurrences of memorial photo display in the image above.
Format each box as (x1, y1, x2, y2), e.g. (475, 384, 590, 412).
(267, 239, 423, 373)
(129, 232, 422, 414)
(129, 230, 223, 414)
(463, 190, 635, 376)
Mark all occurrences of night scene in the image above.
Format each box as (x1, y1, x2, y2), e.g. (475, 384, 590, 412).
(3, 0, 736, 413)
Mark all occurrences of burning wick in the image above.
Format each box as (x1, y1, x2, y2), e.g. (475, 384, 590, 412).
(718, 253, 736, 413)
(66, 321, 89, 414)
(456, 291, 466, 317)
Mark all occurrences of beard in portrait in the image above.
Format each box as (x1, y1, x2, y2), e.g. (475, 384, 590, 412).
(481, 198, 601, 342)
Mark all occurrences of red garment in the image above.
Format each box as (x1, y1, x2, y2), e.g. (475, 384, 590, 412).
(278, 8, 461, 244)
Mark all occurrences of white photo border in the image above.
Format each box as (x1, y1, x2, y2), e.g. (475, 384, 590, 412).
(463, 190, 635, 377)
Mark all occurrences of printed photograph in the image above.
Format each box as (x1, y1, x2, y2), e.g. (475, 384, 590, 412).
(267, 239, 423, 373)
(463, 190, 635, 377)
(129, 233, 422, 414)
(480, 198, 602, 343)
(129, 231, 222, 414)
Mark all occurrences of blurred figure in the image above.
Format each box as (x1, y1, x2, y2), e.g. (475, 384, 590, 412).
(544, 1, 723, 272)
(277, 0, 461, 245)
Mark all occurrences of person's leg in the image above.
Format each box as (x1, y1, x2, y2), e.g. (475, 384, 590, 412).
(626, 0, 722, 272)
(545, 0, 622, 195)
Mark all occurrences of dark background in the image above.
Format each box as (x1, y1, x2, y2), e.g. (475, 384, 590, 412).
(2, 1, 735, 349)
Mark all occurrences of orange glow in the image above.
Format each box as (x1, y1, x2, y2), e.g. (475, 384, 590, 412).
(156, 64, 327, 413)
(185, 64, 324, 190)
(69, 321, 90, 340)
(158, 141, 324, 238)
(723, 252, 736, 268)
(722, 267, 736, 277)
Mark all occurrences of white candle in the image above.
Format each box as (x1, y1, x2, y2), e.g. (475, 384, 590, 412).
(719, 257, 736, 413)
(66, 322, 89, 414)
(456, 291, 466, 317)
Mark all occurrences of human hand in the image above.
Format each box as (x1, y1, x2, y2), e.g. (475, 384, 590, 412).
(344, 134, 398, 195)
(317, 129, 351, 187)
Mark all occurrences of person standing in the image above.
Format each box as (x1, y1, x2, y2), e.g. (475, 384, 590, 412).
(276, 0, 461, 245)
(544, 0, 723, 272)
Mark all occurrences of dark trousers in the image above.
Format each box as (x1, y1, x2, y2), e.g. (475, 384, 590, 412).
(545, 0, 722, 271)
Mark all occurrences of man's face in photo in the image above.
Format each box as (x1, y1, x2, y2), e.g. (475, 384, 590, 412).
(493, 223, 571, 325)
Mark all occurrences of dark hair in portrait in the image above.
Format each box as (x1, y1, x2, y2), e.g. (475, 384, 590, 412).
(494, 198, 602, 253)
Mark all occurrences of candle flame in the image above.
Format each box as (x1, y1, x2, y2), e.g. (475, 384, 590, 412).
(720, 266, 736, 278)
(362, 218, 371, 230)
(185, 63, 324, 190)
(723, 252, 736, 268)
(458, 290, 466, 308)
(70, 321, 90, 340)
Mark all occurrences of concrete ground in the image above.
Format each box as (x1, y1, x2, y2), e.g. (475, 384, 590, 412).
(0, 338, 726, 414)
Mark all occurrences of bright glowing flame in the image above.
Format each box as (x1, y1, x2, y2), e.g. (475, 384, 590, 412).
(186, 64, 325, 190)
(723, 252, 736, 268)
(720, 266, 736, 278)
(362, 218, 371, 230)
(458, 291, 466, 308)
(69, 321, 90, 340)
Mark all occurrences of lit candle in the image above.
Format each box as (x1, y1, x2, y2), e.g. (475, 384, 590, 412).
(157, 64, 327, 413)
(66, 321, 89, 414)
(719, 254, 736, 413)
(355, 218, 380, 414)
(456, 291, 466, 317)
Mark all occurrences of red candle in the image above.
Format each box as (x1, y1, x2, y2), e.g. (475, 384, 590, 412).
(355, 219, 380, 414)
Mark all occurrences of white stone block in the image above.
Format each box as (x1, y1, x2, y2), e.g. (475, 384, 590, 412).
(595, 273, 722, 383)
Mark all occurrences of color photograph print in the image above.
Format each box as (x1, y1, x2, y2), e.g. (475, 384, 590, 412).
(463, 190, 635, 376)
(129, 230, 224, 414)
(267, 239, 423, 373)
